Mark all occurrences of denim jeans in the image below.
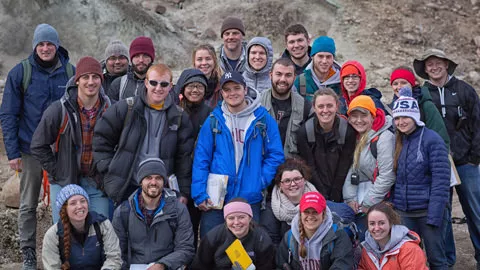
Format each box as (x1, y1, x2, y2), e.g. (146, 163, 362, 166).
(50, 177, 110, 223)
(18, 153, 43, 250)
(199, 202, 261, 238)
(400, 208, 448, 270)
(455, 164, 480, 263)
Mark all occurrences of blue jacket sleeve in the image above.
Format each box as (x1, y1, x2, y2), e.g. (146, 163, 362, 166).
(426, 133, 450, 227)
(191, 116, 214, 205)
(0, 64, 23, 160)
(260, 114, 285, 190)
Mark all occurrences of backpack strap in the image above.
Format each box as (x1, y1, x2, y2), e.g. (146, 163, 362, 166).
(93, 222, 106, 261)
(123, 97, 135, 128)
(21, 59, 32, 94)
(370, 135, 379, 160)
(337, 116, 348, 145)
(120, 202, 132, 265)
(65, 62, 74, 80)
(209, 113, 221, 150)
(287, 230, 295, 264)
(119, 75, 129, 100)
(328, 224, 338, 254)
(55, 104, 69, 153)
(305, 118, 315, 144)
(299, 73, 307, 97)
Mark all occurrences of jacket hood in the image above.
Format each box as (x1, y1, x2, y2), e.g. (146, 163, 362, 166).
(29, 45, 71, 70)
(341, 60, 367, 105)
(363, 225, 420, 258)
(371, 109, 392, 133)
(305, 60, 342, 86)
(221, 87, 261, 118)
(174, 68, 208, 96)
(244, 37, 274, 75)
(291, 207, 334, 256)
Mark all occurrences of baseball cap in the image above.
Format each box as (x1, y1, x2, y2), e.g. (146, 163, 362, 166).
(300, 191, 327, 213)
(220, 71, 246, 89)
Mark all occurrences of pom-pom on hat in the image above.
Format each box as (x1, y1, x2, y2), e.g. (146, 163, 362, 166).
(392, 86, 425, 126)
(55, 184, 90, 216)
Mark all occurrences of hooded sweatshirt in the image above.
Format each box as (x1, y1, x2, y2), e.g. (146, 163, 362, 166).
(243, 37, 274, 94)
(221, 88, 262, 172)
(290, 207, 334, 269)
(341, 60, 386, 113)
(359, 225, 427, 270)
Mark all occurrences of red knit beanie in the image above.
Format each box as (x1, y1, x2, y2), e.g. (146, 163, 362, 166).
(129, 36, 155, 62)
(74, 56, 103, 82)
(390, 69, 416, 86)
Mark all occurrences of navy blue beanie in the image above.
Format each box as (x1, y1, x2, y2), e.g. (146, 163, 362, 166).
(310, 36, 336, 57)
(32, 23, 60, 50)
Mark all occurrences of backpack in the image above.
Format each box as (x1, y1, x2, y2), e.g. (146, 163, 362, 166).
(304, 115, 348, 146)
(209, 113, 268, 155)
(58, 221, 104, 264)
(119, 75, 129, 100)
(298, 73, 312, 99)
(21, 58, 74, 94)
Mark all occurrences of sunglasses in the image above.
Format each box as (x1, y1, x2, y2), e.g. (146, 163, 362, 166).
(148, 80, 170, 88)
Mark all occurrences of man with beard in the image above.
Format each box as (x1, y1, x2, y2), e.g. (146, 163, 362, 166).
(113, 158, 195, 269)
(281, 24, 312, 75)
(102, 40, 130, 92)
(93, 64, 194, 205)
(261, 58, 312, 158)
(218, 17, 248, 73)
(0, 23, 75, 270)
(107, 36, 155, 102)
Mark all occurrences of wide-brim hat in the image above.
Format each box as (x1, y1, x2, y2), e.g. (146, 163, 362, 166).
(413, 48, 457, 80)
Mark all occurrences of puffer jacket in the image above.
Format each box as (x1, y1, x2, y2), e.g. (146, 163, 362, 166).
(42, 211, 122, 270)
(243, 37, 274, 93)
(423, 76, 480, 165)
(393, 126, 450, 227)
(192, 223, 274, 269)
(0, 47, 75, 160)
(343, 113, 395, 208)
(112, 188, 195, 269)
(31, 78, 110, 186)
(389, 85, 450, 147)
(191, 89, 284, 205)
(296, 115, 357, 202)
(107, 69, 145, 102)
(358, 225, 428, 270)
(218, 41, 248, 73)
(93, 89, 194, 203)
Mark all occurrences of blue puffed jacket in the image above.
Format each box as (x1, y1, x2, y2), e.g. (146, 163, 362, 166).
(191, 90, 284, 205)
(393, 126, 450, 227)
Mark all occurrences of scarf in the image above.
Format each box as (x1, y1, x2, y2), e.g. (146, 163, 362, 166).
(271, 181, 317, 224)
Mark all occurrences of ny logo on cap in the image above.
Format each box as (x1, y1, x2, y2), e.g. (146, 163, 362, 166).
(225, 72, 232, 79)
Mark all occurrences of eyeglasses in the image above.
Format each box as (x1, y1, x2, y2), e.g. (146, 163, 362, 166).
(107, 56, 128, 62)
(148, 80, 170, 88)
(185, 83, 205, 91)
(343, 74, 360, 80)
(280, 176, 304, 185)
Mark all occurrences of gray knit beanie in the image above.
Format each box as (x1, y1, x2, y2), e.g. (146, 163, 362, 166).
(32, 23, 60, 50)
(104, 40, 129, 61)
(136, 158, 168, 184)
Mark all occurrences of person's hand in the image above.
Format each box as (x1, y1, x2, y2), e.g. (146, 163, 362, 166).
(178, 196, 188, 205)
(360, 205, 369, 214)
(198, 198, 213, 211)
(9, 158, 22, 172)
(347, 201, 359, 214)
(147, 263, 165, 270)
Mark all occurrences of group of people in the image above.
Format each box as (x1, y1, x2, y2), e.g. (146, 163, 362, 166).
(0, 15, 479, 270)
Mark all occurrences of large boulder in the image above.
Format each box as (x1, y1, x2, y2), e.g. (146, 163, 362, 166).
(1, 174, 20, 208)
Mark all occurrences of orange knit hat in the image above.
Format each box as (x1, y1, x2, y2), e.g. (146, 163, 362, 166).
(341, 64, 360, 78)
(347, 95, 376, 117)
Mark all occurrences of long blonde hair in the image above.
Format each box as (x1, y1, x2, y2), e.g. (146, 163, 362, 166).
(191, 44, 222, 80)
(352, 132, 370, 169)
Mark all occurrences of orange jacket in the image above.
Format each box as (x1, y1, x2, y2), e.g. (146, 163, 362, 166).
(358, 231, 428, 270)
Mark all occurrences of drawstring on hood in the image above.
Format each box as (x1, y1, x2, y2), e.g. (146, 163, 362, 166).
(428, 75, 453, 118)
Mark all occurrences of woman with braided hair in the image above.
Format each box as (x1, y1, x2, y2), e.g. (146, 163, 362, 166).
(276, 191, 353, 269)
(42, 184, 122, 269)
